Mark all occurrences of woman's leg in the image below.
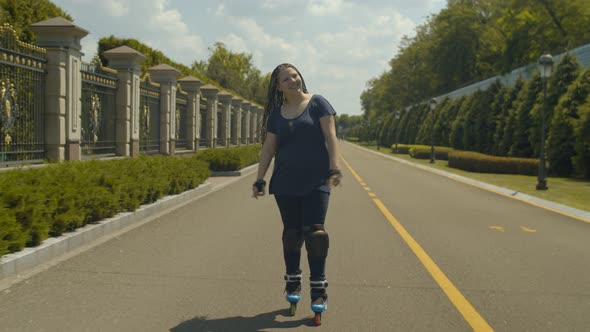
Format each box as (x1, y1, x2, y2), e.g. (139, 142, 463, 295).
(301, 190, 330, 307)
(274, 195, 304, 275)
(301, 190, 330, 281)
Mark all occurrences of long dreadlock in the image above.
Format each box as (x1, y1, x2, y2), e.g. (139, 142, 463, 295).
(259, 63, 308, 143)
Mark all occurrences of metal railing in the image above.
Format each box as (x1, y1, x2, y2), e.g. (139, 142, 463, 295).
(139, 77, 161, 154)
(0, 24, 46, 165)
(80, 59, 118, 157)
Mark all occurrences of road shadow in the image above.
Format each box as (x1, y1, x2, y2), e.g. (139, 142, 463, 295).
(170, 308, 315, 332)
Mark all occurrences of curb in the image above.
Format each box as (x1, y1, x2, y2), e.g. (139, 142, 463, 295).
(347, 142, 590, 223)
(0, 182, 212, 280)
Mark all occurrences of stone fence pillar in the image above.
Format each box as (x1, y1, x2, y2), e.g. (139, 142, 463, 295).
(241, 102, 251, 145)
(103, 46, 146, 157)
(218, 92, 233, 148)
(201, 84, 220, 148)
(178, 76, 202, 151)
(29, 17, 88, 162)
(231, 98, 242, 146)
(250, 105, 259, 143)
(148, 64, 180, 155)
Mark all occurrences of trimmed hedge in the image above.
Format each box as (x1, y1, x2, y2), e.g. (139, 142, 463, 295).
(0, 156, 210, 257)
(410, 146, 454, 161)
(448, 151, 542, 175)
(196, 145, 261, 171)
(390, 144, 430, 155)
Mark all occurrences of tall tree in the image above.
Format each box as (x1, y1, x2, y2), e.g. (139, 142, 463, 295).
(0, 0, 72, 43)
(529, 54, 580, 156)
(193, 42, 267, 105)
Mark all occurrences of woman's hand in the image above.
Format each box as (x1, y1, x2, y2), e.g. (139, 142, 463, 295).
(326, 169, 342, 188)
(252, 179, 266, 199)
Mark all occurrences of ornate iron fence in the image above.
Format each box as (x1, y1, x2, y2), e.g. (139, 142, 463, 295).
(139, 76, 161, 154)
(216, 107, 224, 146)
(199, 98, 207, 147)
(175, 88, 188, 150)
(80, 58, 117, 156)
(0, 24, 46, 165)
(230, 109, 237, 145)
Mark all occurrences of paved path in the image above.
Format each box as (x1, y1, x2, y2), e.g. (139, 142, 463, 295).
(0, 142, 589, 331)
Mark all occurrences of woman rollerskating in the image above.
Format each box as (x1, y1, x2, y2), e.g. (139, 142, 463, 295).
(252, 63, 342, 326)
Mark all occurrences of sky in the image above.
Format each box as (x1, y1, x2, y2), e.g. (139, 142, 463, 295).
(51, 0, 447, 116)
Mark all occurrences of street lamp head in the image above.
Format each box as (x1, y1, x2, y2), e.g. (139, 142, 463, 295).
(429, 98, 437, 111)
(538, 52, 553, 79)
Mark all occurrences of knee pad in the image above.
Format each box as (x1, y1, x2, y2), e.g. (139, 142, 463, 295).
(304, 225, 329, 258)
(282, 229, 304, 252)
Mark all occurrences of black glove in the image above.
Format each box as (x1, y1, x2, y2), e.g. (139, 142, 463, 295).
(253, 179, 266, 192)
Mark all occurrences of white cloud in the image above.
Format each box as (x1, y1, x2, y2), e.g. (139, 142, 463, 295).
(219, 34, 250, 54)
(100, 0, 129, 17)
(307, 0, 345, 16)
(50, 0, 447, 115)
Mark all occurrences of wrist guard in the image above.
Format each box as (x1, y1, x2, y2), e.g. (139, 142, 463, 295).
(253, 179, 266, 192)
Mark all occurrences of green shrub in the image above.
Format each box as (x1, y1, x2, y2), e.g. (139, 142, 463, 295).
(0, 205, 25, 257)
(196, 145, 261, 171)
(448, 151, 541, 175)
(390, 144, 430, 154)
(409, 146, 454, 160)
(346, 137, 359, 142)
(0, 155, 210, 256)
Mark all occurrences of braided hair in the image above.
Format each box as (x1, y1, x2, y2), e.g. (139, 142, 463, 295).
(259, 63, 308, 143)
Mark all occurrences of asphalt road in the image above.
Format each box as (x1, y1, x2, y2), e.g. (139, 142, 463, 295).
(0, 142, 588, 331)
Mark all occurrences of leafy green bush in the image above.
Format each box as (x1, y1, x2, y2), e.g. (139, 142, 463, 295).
(0, 155, 210, 256)
(409, 146, 454, 160)
(196, 145, 260, 171)
(346, 137, 359, 142)
(390, 144, 430, 154)
(448, 151, 541, 175)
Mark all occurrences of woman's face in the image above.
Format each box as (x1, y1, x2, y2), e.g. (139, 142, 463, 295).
(277, 67, 303, 95)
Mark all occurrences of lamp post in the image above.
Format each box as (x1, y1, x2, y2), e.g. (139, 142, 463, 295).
(394, 111, 401, 153)
(536, 52, 553, 190)
(429, 98, 437, 164)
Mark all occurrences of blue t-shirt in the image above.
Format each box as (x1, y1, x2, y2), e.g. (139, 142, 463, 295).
(266, 94, 337, 196)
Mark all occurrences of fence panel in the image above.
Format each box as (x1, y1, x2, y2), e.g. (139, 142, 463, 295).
(216, 104, 224, 146)
(175, 90, 188, 150)
(0, 24, 46, 165)
(139, 77, 161, 154)
(199, 98, 207, 147)
(80, 59, 117, 157)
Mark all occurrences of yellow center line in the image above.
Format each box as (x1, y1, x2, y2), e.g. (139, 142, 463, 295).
(341, 156, 494, 332)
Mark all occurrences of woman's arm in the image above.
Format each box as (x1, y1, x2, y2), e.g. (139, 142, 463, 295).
(252, 133, 278, 198)
(320, 115, 340, 170)
(256, 133, 278, 180)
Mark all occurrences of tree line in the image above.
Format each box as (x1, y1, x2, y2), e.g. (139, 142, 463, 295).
(360, 0, 590, 116)
(351, 0, 590, 178)
(349, 54, 590, 178)
(0, 0, 269, 106)
(98, 38, 269, 107)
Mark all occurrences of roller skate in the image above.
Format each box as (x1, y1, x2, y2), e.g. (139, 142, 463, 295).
(310, 279, 328, 326)
(284, 273, 302, 316)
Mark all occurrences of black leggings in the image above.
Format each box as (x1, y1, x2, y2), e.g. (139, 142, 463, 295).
(274, 190, 330, 281)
